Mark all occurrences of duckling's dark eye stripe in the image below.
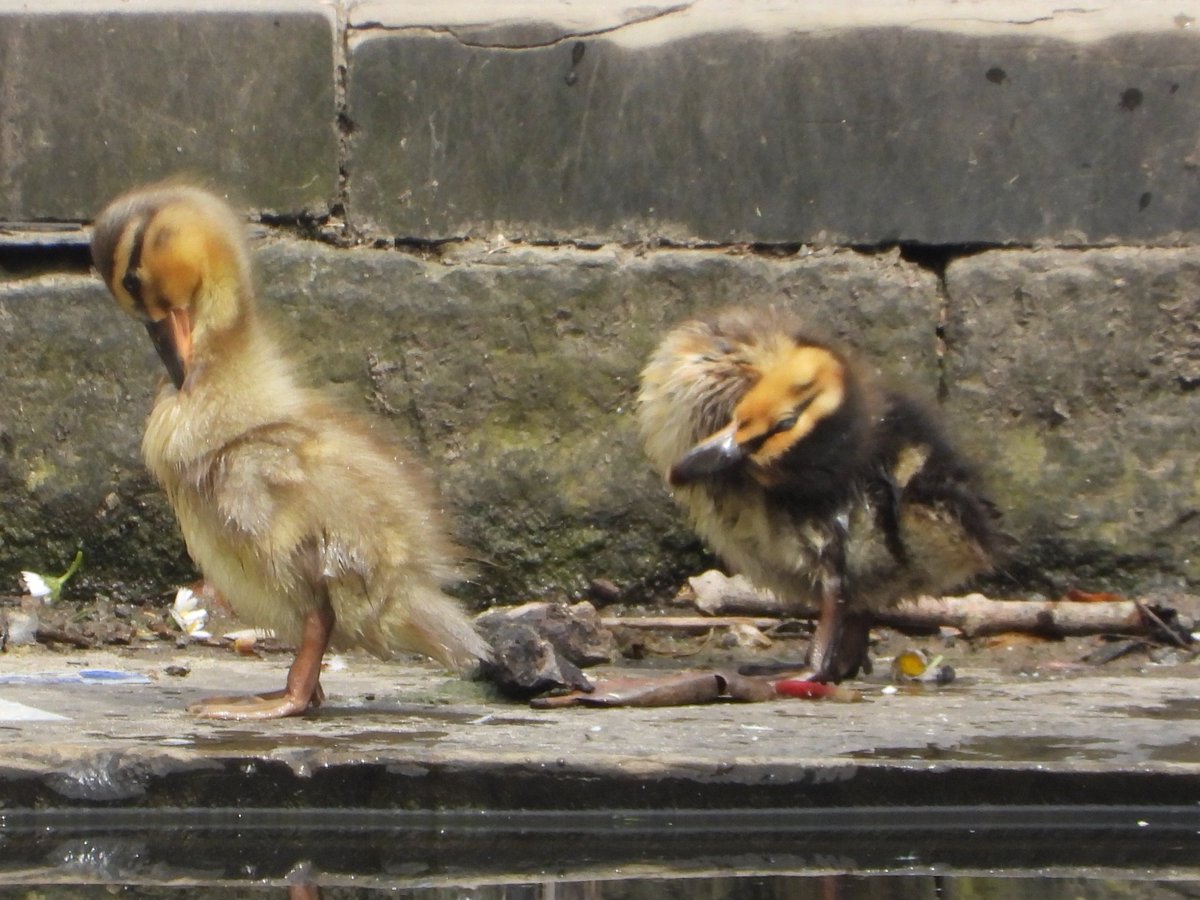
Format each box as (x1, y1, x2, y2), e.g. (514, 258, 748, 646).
(744, 420, 788, 453)
(784, 394, 816, 425)
(742, 433, 769, 454)
(120, 216, 150, 314)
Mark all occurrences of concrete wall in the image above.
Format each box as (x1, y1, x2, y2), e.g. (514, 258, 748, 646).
(1, 1, 1197, 604)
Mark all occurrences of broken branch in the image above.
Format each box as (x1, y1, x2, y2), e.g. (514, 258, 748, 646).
(681, 570, 1162, 639)
(877, 594, 1144, 638)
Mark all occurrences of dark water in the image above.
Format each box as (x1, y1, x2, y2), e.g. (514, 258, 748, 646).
(2, 806, 1199, 897)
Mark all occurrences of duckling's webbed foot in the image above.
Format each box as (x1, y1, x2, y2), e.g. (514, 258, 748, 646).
(807, 573, 872, 683)
(189, 604, 334, 720)
(188, 690, 319, 720)
(735, 610, 871, 683)
(808, 609, 871, 683)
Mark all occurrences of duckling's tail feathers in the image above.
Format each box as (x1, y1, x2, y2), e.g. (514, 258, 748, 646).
(403, 584, 494, 671)
(332, 577, 491, 672)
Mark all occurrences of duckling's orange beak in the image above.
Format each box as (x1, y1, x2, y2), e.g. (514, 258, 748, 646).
(145, 308, 192, 390)
(669, 422, 744, 486)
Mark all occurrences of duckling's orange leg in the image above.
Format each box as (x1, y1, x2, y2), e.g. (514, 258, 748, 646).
(188, 603, 335, 720)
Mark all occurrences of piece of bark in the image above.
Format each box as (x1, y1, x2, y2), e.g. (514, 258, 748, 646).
(35, 624, 95, 649)
(537, 671, 727, 708)
(476, 601, 625, 699)
(531, 669, 856, 709)
(1082, 638, 1147, 665)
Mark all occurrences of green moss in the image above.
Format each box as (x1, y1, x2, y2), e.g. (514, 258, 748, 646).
(997, 426, 1048, 489)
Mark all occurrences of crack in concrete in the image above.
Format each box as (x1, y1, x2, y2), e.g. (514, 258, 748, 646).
(333, 1, 353, 218)
(934, 268, 952, 405)
(907, 6, 1104, 31)
(347, 3, 694, 51)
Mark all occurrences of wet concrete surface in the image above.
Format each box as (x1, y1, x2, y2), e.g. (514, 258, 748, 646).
(1, 644, 1199, 813)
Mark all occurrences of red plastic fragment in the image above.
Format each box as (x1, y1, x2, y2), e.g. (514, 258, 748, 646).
(773, 678, 836, 699)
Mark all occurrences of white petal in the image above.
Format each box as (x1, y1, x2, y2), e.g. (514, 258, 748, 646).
(173, 606, 209, 635)
(20, 571, 52, 599)
(172, 587, 198, 613)
(170, 608, 206, 630)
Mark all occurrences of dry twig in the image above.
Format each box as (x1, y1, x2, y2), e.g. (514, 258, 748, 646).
(681, 570, 1167, 639)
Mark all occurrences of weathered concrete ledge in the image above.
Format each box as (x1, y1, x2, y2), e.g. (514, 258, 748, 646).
(347, 1, 1200, 245)
(0, 1, 1196, 245)
(944, 247, 1200, 588)
(1, 652, 1198, 801)
(0, 1, 337, 221)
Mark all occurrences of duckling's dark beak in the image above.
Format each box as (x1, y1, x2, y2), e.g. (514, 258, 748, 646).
(669, 423, 744, 486)
(145, 308, 192, 390)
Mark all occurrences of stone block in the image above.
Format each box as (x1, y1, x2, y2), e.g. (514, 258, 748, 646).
(0, 239, 940, 602)
(347, 2, 1200, 245)
(943, 247, 1200, 589)
(0, 2, 338, 222)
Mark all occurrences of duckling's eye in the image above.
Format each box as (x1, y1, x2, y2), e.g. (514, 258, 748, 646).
(121, 270, 142, 296)
(774, 414, 798, 433)
(770, 395, 816, 436)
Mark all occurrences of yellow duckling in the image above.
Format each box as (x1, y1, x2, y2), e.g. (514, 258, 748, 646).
(91, 185, 489, 719)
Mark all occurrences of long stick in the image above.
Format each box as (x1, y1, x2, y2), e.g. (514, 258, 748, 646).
(679, 571, 1150, 638)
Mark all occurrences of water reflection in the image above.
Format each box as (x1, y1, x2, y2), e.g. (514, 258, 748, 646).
(3, 806, 1199, 897)
(4, 874, 1200, 898)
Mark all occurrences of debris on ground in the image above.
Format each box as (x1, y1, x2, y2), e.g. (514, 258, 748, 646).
(890, 649, 956, 685)
(0, 669, 152, 686)
(531, 669, 862, 709)
(224, 628, 279, 656)
(475, 601, 615, 698)
(169, 587, 212, 641)
(1, 567, 1198, 712)
(679, 571, 788, 617)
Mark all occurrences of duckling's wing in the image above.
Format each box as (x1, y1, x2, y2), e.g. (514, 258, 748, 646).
(208, 423, 312, 544)
(874, 392, 1001, 554)
(860, 392, 1001, 592)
